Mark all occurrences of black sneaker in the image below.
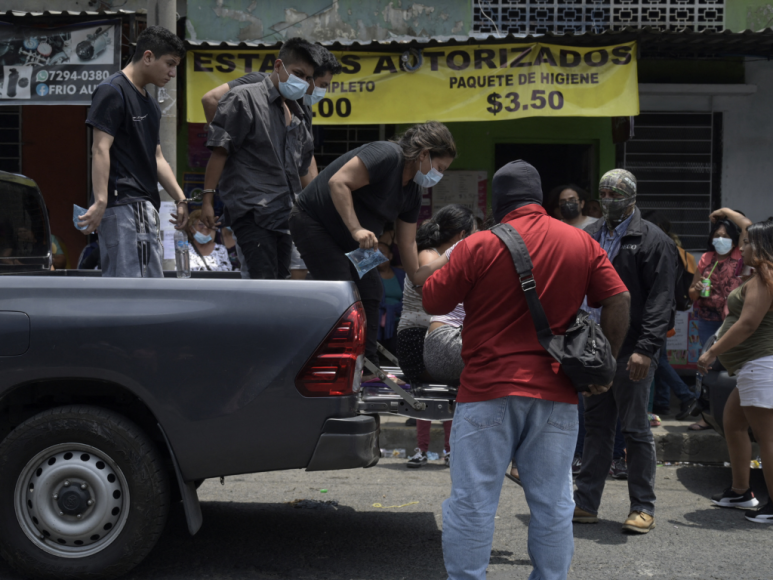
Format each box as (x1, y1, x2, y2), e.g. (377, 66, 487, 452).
(571, 456, 582, 476)
(406, 448, 427, 468)
(610, 457, 628, 480)
(675, 398, 699, 421)
(711, 487, 760, 509)
(745, 501, 773, 524)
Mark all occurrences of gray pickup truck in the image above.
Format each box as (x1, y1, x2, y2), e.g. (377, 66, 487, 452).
(0, 172, 381, 579)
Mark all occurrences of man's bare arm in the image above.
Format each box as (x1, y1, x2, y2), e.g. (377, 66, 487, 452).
(77, 129, 113, 234)
(583, 291, 630, 396)
(201, 147, 229, 228)
(599, 291, 631, 358)
(202, 82, 231, 125)
(155, 145, 188, 230)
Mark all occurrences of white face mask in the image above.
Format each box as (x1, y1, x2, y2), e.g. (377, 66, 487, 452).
(712, 237, 733, 256)
(303, 86, 327, 107)
(278, 63, 309, 101)
(413, 154, 444, 188)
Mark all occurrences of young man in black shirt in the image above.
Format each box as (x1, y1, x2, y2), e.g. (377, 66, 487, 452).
(201, 38, 319, 280)
(79, 26, 188, 277)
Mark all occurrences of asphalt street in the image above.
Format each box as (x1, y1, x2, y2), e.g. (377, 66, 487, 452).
(1, 460, 771, 580)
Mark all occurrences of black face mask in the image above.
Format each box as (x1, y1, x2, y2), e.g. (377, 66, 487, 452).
(601, 197, 636, 228)
(560, 202, 581, 220)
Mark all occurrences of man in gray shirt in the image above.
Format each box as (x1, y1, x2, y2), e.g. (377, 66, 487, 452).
(202, 38, 318, 279)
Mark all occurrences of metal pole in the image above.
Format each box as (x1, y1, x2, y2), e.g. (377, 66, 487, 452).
(156, 0, 178, 183)
(149, 0, 179, 270)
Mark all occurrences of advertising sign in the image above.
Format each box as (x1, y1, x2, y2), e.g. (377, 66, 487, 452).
(186, 42, 638, 125)
(0, 20, 120, 105)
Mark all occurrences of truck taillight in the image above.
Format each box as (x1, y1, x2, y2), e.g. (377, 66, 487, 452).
(295, 302, 366, 397)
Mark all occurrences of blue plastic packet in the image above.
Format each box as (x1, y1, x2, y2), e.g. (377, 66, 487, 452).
(73, 204, 88, 231)
(345, 247, 388, 278)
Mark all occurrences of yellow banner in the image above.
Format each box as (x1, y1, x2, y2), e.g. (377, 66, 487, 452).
(186, 42, 638, 125)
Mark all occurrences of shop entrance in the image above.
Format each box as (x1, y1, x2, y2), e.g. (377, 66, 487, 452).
(494, 143, 596, 216)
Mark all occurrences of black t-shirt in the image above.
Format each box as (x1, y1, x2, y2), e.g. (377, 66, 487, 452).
(229, 72, 313, 137)
(86, 72, 162, 210)
(296, 141, 422, 251)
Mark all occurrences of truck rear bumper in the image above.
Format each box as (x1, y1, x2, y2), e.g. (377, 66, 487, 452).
(306, 415, 380, 471)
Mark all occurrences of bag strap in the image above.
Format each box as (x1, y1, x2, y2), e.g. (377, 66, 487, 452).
(490, 223, 554, 348)
(191, 242, 213, 271)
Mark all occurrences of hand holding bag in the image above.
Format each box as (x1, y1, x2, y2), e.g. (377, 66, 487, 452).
(491, 223, 617, 392)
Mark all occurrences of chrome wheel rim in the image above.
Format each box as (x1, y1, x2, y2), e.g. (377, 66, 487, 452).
(14, 443, 130, 558)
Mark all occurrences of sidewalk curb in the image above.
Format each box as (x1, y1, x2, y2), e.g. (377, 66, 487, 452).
(378, 419, 734, 463)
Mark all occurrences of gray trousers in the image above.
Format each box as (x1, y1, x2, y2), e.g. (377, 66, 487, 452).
(574, 351, 659, 517)
(423, 324, 464, 385)
(98, 201, 163, 278)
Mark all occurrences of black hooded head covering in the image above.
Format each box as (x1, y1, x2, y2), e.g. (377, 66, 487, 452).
(492, 160, 543, 223)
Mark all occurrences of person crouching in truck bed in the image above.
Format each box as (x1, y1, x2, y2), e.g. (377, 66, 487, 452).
(290, 121, 457, 377)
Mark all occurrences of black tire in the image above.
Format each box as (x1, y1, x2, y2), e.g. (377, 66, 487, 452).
(0, 405, 170, 580)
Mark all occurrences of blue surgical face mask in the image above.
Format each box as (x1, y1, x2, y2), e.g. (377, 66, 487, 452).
(278, 63, 309, 101)
(413, 154, 444, 188)
(712, 237, 733, 256)
(303, 86, 327, 107)
(194, 231, 213, 244)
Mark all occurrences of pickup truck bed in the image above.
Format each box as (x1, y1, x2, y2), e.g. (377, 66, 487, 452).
(0, 274, 379, 580)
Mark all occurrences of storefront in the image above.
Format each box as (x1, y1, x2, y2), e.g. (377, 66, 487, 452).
(0, 10, 143, 265)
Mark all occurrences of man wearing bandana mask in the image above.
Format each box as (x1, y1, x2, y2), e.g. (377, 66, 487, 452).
(574, 169, 677, 534)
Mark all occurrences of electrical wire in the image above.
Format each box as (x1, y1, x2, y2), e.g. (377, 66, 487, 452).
(259, 2, 336, 42)
(477, 0, 502, 38)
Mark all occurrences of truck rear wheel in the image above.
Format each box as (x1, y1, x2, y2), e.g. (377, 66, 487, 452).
(0, 405, 170, 580)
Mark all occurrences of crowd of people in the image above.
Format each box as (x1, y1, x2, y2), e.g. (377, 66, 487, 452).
(70, 25, 773, 580)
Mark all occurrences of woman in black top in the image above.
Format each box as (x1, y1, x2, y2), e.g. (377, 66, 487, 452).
(290, 121, 457, 368)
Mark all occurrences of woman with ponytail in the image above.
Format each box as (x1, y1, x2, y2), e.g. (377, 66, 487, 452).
(698, 210, 773, 524)
(397, 204, 476, 468)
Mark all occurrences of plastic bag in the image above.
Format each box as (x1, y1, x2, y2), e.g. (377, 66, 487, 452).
(346, 247, 388, 278)
(73, 204, 89, 231)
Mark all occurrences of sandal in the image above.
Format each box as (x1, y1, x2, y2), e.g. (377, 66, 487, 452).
(648, 413, 661, 427)
(688, 422, 713, 431)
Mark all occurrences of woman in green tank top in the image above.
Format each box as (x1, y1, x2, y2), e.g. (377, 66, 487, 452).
(697, 209, 773, 524)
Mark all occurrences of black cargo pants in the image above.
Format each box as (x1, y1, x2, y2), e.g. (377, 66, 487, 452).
(289, 208, 382, 364)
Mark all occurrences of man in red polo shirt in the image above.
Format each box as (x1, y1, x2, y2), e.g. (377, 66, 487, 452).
(423, 160, 630, 580)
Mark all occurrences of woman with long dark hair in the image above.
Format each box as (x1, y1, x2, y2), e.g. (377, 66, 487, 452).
(698, 211, 773, 523)
(396, 204, 475, 468)
(291, 122, 457, 372)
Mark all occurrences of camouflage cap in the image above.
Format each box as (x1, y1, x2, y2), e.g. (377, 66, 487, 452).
(599, 168, 637, 198)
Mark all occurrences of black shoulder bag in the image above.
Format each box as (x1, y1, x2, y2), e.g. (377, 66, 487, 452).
(491, 223, 617, 392)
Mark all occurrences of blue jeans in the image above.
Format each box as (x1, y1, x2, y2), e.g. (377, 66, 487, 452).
(654, 349, 696, 408)
(695, 318, 722, 352)
(575, 393, 626, 460)
(443, 396, 578, 580)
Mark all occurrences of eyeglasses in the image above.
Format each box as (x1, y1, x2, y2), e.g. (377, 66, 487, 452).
(194, 222, 217, 232)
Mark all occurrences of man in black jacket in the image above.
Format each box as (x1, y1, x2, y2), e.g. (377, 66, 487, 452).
(573, 169, 676, 534)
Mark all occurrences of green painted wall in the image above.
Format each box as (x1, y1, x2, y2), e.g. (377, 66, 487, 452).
(726, 0, 773, 32)
(400, 117, 614, 210)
